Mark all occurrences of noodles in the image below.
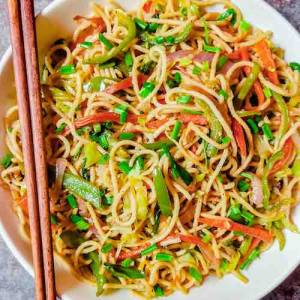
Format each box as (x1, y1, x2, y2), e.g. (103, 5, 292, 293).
(1, 0, 300, 298)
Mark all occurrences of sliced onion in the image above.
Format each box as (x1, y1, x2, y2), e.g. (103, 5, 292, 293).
(219, 61, 235, 74)
(251, 175, 263, 207)
(193, 52, 215, 63)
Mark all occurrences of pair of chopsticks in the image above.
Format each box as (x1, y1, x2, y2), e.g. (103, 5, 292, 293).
(7, 0, 56, 299)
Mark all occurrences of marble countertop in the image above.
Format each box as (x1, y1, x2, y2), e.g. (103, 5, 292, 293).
(0, 0, 299, 299)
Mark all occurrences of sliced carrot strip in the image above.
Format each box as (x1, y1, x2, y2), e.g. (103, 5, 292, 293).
(232, 119, 247, 157)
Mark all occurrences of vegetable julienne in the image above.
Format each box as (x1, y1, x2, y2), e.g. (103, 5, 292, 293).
(1, 0, 300, 298)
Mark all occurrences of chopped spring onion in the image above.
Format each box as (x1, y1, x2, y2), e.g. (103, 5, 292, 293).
(290, 62, 300, 72)
(156, 252, 173, 262)
(263, 86, 273, 98)
(240, 20, 251, 32)
(121, 258, 134, 267)
(98, 153, 109, 165)
(227, 204, 242, 222)
(166, 36, 175, 44)
(55, 123, 67, 133)
(134, 156, 145, 171)
(262, 123, 274, 140)
(202, 232, 212, 243)
(93, 123, 101, 133)
(154, 285, 164, 297)
(125, 52, 133, 67)
(59, 64, 76, 75)
(203, 44, 221, 53)
(50, 215, 58, 225)
(167, 72, 181, 88)
(104, 263, 145, 279)
(179, 57, 192, 66)
(217, 55, 228, 70)
(188, 267, 203, 282)
(139, 82, 155, 98)
(101, 243, 113, 253)
(1, 153, 13, 169)
(103, 195, 113, 206)
(80, 41, 93, 48)
(141, 243, 158, 256)
(221, 136, 231, 144)
(217, 8, 237, 25)
(134, 17, 148, 30)
(240, 172, 253, 180)
(219, 89, 228, 100)
(66, 194, 78, 209)
(238, 180, 250, 192)
(183, 109, 203, 115)
(241, 209, 254, 226)
(240, 248, 260, 270)
(192, 65, 202, 75)
(177, 95, 192, 104)
(99, 33, 113, 49)
(246, 118, 259, 134)
(155, 36, 165, 44)
(119, 132, 136, 140)
(148, 22, 159, 32)
(114, 104, 128, 124)
(171, 121, 182, 140)
(202, 60, 210, 71)
(143, 139, 174, 150)
(118, 161, 132, 175)
(70, 215, 90, 231)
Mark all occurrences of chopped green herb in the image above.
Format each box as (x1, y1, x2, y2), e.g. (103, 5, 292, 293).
(221, 136, 231, 144)
(103, 195, 113, 206)
(80, 41, 93, 49)
(70, 215, 89, 231)
(188, 267, 203, 282)
(139, 82, 155, 98)
(177, 95, 192, 104)
(50, 215, 58, 225)
(59, 64, 76, 75)
(134, 156, 145, 171)
(101, 243, 113, 254)
(219, 89, 228, 100)
(134, 17, 148, 30)
(192, 65, 202, 75)
(1, 153, 13, 169)
(240, 20, 251, 32)
(104, 263, 145, 279)
(98, 33, 113, 49)
(166, 36, 175, 44)
(262, 123, 274, 140)
(141, 243, 158, 256)
(119, 132, 136, 140)
(66, 194, 78, 209)
(246, 118, 259, 134)
(121, 258, 134, 267)
(240, 172, 253, 180)
(93, 123, 101, 133)
(290, 62, 300, 72)
(238, 180, 250, 192)
(203, 44, 221, 53)
(202, 232, 212, 243)
(167, 72, 182, 88)
(228, 204, 242, 222)
(55, 122, 67, 134)
(114, 104, 128, 124)
(217, 55, 228, 69)
(240, 248, 260, 270)
(156, 252, 173, 262)
(263, 87, 272, 98)
(148, 22, 159, 32)
(98, 153, 109, 165)
(171, 121, 182, 140)
(155, 36, 165, 44)
(241, 209, 254, 226)
(118, 161, 132, 175)
(154, 285, 164, 297)
(125, 52, 133, 67)
(217, 8, 237, 25)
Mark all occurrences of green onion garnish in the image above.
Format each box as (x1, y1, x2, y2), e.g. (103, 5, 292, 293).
(202, 232, 212, 243)
(93, 123, 101, 133)
(80, 41, 93, 49)
(246, 118, 259, 134)
(262, 123, 274, 140)
(177, 95, 192, 104)
(125, 52, 133, 67)
(154, 285, 164, 297)
(217, 8, 237, 25)
(119, 132, 136, 140)
(135, 156, 145, 171)
(203, 20, 210, 44)
(50, 215, 58, 225)
(240, 172, 253, 180)
(219, 89, 228, 100)
(98, 134, 109, 150)
(290, 62, 300, 72)
(139, 82, 155, 98)
(103, 195, 113, 206)
(263, 87, 273, 98)
(155, 36, 165, 44)
(141, 243, 158, 256)
(166, 36, 175, 44)
(217, 55, 228, 70)
(121, 258, 134, 267)
(59, 64, 76, 75)
(188, 267, 203, 282)
(238, 180, 250, 192)
(118, 161, 132, 175)
(228, 204, 242, 222)
(114, 104, 128, 124)
(101, 243, 113, 254)
(99, 33, 113, 49)
(221, 136, 231, 144)
(66, 194, 78, 209)
(134, 17, 148, 30)
(202, 60, 210, 71)
(240, 248, 260, 270)
(240, 20, 251, 32)
(1, 153, 13, 169)
(70, 215, 89, 231)
(192, 65, 202, 75)
(203, 44, 221, 53)
(156, 252, 173, 262)
(148, 22, 159, 32)
(241, 210, 254, 226)
(55, 122, 67, 134)
(183, 109, 203, 115)
(171, 121, 182, 140)
(98, 153, 109, 165)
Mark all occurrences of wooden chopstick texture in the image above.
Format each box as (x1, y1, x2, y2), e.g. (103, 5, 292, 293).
(7, 0, 46, 299)
(7, 0, 56, 299)
(20, 1, 56, 299)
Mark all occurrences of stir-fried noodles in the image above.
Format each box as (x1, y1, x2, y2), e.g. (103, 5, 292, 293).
(1, 0, 300, 298)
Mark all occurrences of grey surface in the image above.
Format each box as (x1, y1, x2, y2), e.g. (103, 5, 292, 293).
(0, 0, 299, 299)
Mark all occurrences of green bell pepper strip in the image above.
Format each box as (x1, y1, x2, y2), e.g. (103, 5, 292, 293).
(238, 63, 260, 100)
(63, 172, 103, 209)
(153, 167, 172, 216)
(262, 151, 283, 209)
(142, 139, 174, 150)
(273, 92, 289, 143)
(60, 231, 106, 295)
(174, 23, 193, 44)
(104, 263, 145, 279)
(84, 11, 136, 64)
(197, 100, 222, 157)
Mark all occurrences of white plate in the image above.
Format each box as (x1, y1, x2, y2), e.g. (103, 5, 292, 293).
(0, 0, 299, 299)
